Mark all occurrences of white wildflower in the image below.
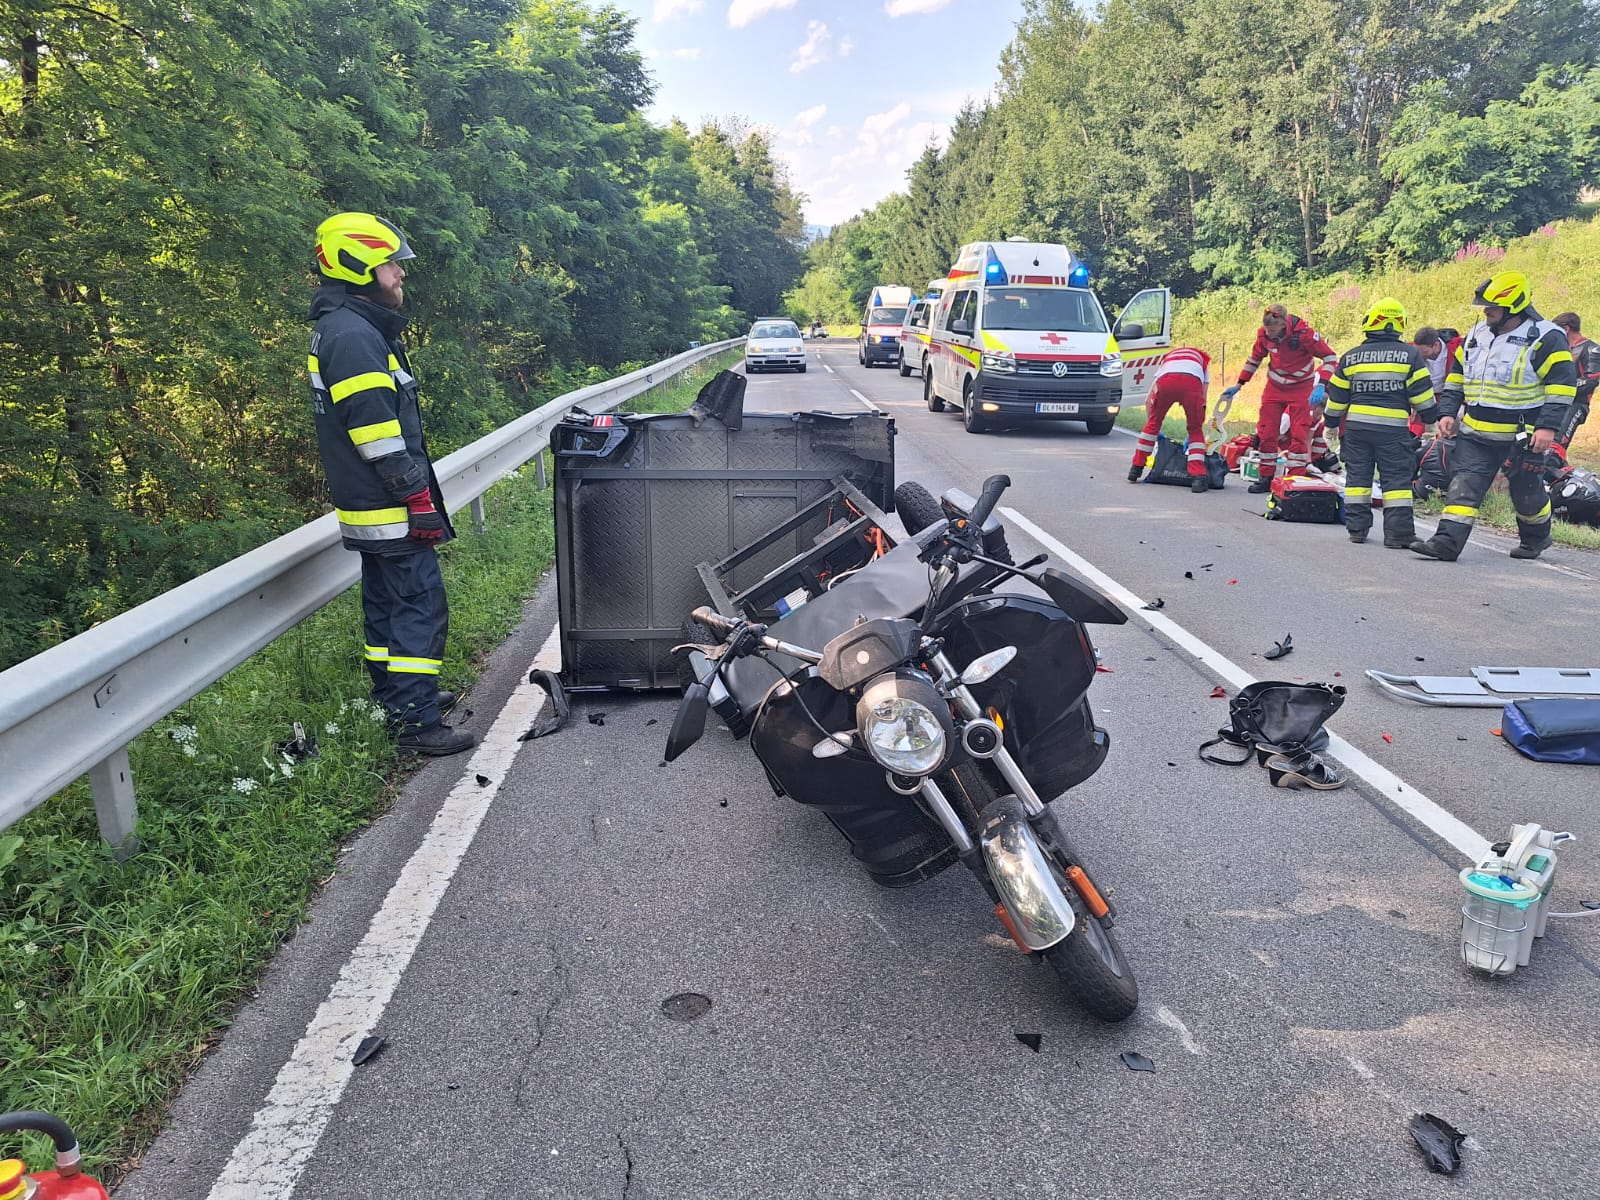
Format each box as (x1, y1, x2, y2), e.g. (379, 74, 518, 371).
(22, 942, 38, 956)
(169, 724, 198, 744)
(367, 702, 386, 723)
(12, 1000, 24, 1011)
(324, 722, 340, 736)
(339, 699, 350, 715)
(232, 778, 259, 794)
(182, 743, 198, 758)
(279, 763, 294, 779)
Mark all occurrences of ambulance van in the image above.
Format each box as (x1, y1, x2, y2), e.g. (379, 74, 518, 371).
(924, 239, 1171, 434)
(858, 285, 915, 368)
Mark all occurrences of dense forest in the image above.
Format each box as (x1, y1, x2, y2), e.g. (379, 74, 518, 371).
(0, 0, 804, 670)
(791, 0, 1600, 320)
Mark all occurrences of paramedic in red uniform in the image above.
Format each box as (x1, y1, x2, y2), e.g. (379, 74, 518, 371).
(1221, 304, 1336, 493)
(1128, 347, 1214, 493)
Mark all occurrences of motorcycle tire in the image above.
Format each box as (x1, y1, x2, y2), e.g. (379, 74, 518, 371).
(894, 481, 945, 535)
(1041, 856, 1139, 1022)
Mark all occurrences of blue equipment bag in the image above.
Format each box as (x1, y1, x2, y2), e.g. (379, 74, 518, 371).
(1146, 433, 1228, 489)
(1501, 698, 1600, 765)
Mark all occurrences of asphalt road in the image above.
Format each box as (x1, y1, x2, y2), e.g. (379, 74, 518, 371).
(119, 342, 1600, 1200)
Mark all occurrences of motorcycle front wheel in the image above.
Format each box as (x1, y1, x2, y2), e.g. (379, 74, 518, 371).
(1041, 854, 1139, 1022)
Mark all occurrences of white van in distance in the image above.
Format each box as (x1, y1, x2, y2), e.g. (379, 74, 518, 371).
(924, 240, 1171, 434)
(858, 285, 915, 368)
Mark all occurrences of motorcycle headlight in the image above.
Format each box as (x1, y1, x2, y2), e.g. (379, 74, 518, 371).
(1100, 353, 1123, 377)
(980, 352, 1017, 374)
(856, 671, 952, 777)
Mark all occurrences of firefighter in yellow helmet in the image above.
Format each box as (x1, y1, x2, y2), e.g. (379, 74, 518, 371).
(308, 212, 474, 755)
(1411, 272, 1578, 561)
(1322, 298, 1437, 546)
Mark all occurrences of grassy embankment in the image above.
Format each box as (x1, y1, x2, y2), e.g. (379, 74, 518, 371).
(1120, 215, 1600, 547)
(0, 349, 740, 1181)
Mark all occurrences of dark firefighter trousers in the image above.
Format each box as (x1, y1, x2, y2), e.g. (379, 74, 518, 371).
(1432, 435, 1554, 557)
(360, 549, 449, 730)
(1340, 426, 1419, 543)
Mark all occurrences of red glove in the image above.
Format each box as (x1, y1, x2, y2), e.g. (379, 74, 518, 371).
(404, 490, 445, 544)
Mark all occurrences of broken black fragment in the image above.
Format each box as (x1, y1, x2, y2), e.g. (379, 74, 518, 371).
(1184, 571, 1194, 580)
(1015, 1032, 1043, 1053)
(588, 712, 607, 726)
(475, 774, 491, 787)
(1264, 634, 1294, 661)
(353, 1035, 386, 1066)
(1120, 1050, 1155, 1073)
(1409, 1113, 1465, 1174)
(1141, 597, 1165, 610)
(646, 718, 659, 727)
(276, 721, 320, 763)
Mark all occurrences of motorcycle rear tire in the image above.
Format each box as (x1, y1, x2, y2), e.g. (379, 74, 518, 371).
(894, 481, 945, 535)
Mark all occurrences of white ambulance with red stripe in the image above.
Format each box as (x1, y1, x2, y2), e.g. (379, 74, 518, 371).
(924, 239, 1172, 434)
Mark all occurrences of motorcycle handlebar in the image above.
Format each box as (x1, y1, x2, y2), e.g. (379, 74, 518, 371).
(966, 473, 1011, 530)
(690, 606, 740, 637)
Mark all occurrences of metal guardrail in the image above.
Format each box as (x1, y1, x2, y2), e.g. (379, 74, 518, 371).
(0, 339, 742, 853)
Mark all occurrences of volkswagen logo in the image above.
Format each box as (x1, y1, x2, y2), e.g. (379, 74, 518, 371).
(1051, 361, 1069, 378)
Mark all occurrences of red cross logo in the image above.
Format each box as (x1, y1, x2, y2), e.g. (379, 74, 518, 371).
(1039, 331, 1069, 345)
(1134, 368, 1146, 384)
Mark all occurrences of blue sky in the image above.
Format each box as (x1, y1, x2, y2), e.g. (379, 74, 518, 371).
(614, 0, 1026, 226)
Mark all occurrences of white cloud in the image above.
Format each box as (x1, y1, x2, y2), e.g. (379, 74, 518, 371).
(860, 103, 912, 138)
(728, 0, 799, 27)
(884, 0, 954, 14)
(790, 21, 833, 74)
(839, 35, 856, 57)
(654, 0, 704, 20)
(795, 104, 827, 127)
(671, 47, 702, 59)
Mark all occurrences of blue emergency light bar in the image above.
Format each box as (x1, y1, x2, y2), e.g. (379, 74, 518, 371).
(1070, 264, 1090, 286)
(984, 247, 1008, 286)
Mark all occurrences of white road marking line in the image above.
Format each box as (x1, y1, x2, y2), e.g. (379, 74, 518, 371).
(208, 626, 561, 1199)
(849, 388, 884, 415)
(824, 363, 835, 374)
(1155, 1005, 1206, 1055)
(1000, 506, 1492, 862)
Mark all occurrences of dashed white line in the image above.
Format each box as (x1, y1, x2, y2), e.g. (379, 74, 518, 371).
(823, 363, 835, 374)
(849, 388, 885, 415)
(207, 626, 561, 1199)
(1000, 506, 1492, 862)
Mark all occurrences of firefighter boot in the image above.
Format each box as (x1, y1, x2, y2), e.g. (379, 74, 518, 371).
(1509, 539, 1552, 560)
(1408, 537, 1459, 561)
(397, 722, 477, 757)
(1127, 465, 1143, 483)
(1248, 477, 1273, 494)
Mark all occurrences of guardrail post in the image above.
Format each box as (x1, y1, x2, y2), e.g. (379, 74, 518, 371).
(535, 452, 547, 490)
(469, 496, 486, 535)
(87, 746, 140, 860)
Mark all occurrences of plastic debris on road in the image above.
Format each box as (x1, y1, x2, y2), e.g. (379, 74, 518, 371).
(1408, 1113, 1466, 1174)
(1015, 1033, 1043, 1053)
(1210, 686, 1227, 698)
(475, 774, 491, 787)
(353, 1035, 386, 1066)
(1264, 634, 1294, 661)
(660, 992, 713, 1023)
(1120, 1050, 1156, 1073)
(1382, 732, 1394, 743)
(1141, 597, 1165, 610)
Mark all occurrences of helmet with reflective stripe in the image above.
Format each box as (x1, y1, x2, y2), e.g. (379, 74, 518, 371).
(1472, 271, 1531, 315)
(314, 212, 416, 286)
(1361, 297, 1407, 335)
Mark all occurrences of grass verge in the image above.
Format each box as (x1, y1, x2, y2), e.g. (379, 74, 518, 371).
(0, 350, 738, 1181)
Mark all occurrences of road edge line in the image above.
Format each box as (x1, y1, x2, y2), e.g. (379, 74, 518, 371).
(849, 387, 884, 415)
(206, 624, 561, 1199)
(1000, 506, 1491, 862)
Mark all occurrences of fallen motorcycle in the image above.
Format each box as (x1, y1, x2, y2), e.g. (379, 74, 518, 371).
(0, 1112, 109, 1199)
(666, 474, 1138, 1021)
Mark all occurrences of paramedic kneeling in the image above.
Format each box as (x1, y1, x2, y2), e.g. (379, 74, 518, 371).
(1411, 272, 1578, 562)
(1128, 347, 1213, 493)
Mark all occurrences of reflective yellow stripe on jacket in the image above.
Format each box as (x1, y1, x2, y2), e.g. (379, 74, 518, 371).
(335, 506, 410, 542)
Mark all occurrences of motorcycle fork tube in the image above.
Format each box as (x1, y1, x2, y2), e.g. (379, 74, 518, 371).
(917, 776, 974, 856)
(931, 650, 1047, 817)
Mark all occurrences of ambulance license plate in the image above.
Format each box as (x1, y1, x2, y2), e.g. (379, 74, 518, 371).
(1036, 402, 1079, 414)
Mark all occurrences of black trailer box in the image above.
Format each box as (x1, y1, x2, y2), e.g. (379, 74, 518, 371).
(552, 404, 895, 690)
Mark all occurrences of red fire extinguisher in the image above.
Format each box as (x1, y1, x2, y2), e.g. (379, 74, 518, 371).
(0, 1113, 108, 1199)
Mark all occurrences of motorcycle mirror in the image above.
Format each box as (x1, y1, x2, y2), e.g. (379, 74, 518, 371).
(663, 682, 711, 763)
(1038, 567, 1128, 626)
(961, 646, 1018, 686)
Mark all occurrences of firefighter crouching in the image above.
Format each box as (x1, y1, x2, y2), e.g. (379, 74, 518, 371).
(1412, 272, 1578, 562)
(1128, 347, 1214, 493)
(1221, 304, 1337, 493)
(1322, 299, 1438, 547)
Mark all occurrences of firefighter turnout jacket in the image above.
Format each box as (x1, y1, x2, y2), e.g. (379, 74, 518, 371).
(1324, 331, 1439, 432)
(1440, 312, 1577, 441)
(1236, 316, 1336, 391)
(308, 284, 453, 554)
